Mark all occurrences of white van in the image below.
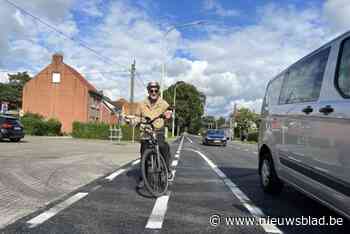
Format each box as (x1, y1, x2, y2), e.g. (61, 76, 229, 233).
(259, 31, 350, 219)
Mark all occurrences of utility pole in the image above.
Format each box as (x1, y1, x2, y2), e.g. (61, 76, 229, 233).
(130, 59, 136, 103)
(232, 103, 237, 140)
(130, 59, 136, 143)
(172, 84, 177, 137)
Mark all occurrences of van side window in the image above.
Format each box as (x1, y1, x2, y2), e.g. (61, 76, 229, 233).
(262, 75, 283, 114)
(336, 38, 350, 97)
(267, 75, 283, 106)
(279, 48, 330, 104)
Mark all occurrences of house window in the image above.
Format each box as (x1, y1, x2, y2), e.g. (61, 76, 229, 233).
(52, 72, 61, 83)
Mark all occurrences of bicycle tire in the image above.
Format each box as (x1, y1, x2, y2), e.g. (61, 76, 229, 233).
(141, 149, 169, 197)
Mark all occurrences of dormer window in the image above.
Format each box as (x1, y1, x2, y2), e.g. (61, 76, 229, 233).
(52, 72, 61, 83)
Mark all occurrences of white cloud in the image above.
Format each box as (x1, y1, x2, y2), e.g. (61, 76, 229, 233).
(234, 99, 263, 113)
(0, 0, 348, 118)
(182, 3, 334, 116)
(324, 0, 350, 33)
(203, 0, 239, 17)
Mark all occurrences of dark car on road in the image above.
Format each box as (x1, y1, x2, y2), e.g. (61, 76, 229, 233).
(0, 115, 25, 142)
(202, 129, 227, 146)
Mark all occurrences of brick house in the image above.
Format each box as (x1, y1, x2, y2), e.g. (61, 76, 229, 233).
(22, 53, 117, 133)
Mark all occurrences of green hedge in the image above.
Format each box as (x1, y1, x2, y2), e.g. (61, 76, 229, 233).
(247, 131, 259, 142)
(72, 121, 110, 139)
(72, 122, 140, 140)
(121, 125, 140, 141)
(20, 113, 62, 136)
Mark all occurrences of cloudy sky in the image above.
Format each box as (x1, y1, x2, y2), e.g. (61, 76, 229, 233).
(0, 0, 349, 117)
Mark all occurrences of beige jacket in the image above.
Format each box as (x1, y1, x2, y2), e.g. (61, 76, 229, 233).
(139, 97, 169, 130)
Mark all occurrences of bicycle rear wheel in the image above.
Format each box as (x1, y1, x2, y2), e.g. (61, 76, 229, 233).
(141, 149, 169, 197)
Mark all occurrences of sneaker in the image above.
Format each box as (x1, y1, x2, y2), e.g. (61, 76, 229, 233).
(137, 180, 144, 189)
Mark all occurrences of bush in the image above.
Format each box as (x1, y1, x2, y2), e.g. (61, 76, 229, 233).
(72, 121, 110, 139)
(20, 113, 62, 136)
(121, 124, 140, 141)
(47, 118, 62, 136)
(247, 131, 259, 142)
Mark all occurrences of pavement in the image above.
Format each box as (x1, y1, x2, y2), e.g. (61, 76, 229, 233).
(0, 134, 349, 233)
(0, 136, 139, 229)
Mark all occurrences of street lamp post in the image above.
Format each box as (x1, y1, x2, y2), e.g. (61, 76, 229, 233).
(160, 20, 206, 98)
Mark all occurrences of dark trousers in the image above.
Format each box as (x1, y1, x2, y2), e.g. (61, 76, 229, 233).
(140, 132, 171, 173)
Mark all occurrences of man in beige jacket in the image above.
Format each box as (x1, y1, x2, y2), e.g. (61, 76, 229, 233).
(125, 81, 173, 188)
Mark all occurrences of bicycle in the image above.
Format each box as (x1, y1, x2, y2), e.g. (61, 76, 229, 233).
(138, 114, 169, 197)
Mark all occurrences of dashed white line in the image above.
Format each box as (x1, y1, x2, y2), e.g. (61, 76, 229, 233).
(132, 159, 141, 166)
(186, 137, 193, 144)
(105, 159, 140, 181)
(145, 193, 171, 229)
(27, 192, 88, 228)
(190, 149, 283, 234)
(171, 160, 178, 167)
(105, 168, 126, 181)
(146, 135, 184, 230)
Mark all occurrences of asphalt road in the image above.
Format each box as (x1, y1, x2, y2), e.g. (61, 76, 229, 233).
(2, 134, 349, 234)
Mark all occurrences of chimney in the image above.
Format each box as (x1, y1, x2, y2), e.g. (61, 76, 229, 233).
(52, 53, 63, 65)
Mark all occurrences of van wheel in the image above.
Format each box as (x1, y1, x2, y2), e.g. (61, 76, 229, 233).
(259, 154, 283, 194)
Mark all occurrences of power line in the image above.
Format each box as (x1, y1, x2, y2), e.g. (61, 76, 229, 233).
(4, 0, 129, 72)
(4, 0, 147, 90)
(136, 72, 146, 88)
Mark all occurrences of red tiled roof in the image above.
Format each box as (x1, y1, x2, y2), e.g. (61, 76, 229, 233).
(111, 98, 128, 109)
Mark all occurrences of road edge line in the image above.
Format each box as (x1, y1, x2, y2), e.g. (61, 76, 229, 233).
(191, 149, 283, 234)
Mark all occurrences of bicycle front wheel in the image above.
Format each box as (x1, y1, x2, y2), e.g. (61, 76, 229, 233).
(141, 149, 169, 197)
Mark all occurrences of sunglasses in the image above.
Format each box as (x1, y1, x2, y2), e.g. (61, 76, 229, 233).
(149, 89, 159, 94)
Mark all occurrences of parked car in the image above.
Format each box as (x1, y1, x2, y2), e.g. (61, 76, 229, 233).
(259, 31, 350, 219)
(202, 129, 227, 146)
(0, 115, 25, 142)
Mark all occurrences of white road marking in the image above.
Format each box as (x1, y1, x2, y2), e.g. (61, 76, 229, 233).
(27, 192, 88, 228)
(171, 160, 178, 167)
(190, 149, 283, 234)
(253, 151, 258, 155)
(90, 185, 102, 192)
(145, 135, 185, 230)
(105, 168, 126, 181)
(174, 154, 179, 159)
(132, 159, 141, 166)
(145, 193, 171, 229)
(186, 137, 193, 144)
(105, 159, 140, 181)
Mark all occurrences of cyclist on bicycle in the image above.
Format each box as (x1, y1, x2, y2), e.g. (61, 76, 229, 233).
(125, 81, 173, 188)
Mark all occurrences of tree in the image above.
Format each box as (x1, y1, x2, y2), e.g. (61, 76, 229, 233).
(235, 107, 260, 133)
(164, 81, 205, 134)
(216, 116, 226, 128)
(0, 72, 31, 109)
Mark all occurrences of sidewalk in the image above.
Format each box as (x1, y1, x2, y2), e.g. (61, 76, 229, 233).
(0, 136, 140, 228)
